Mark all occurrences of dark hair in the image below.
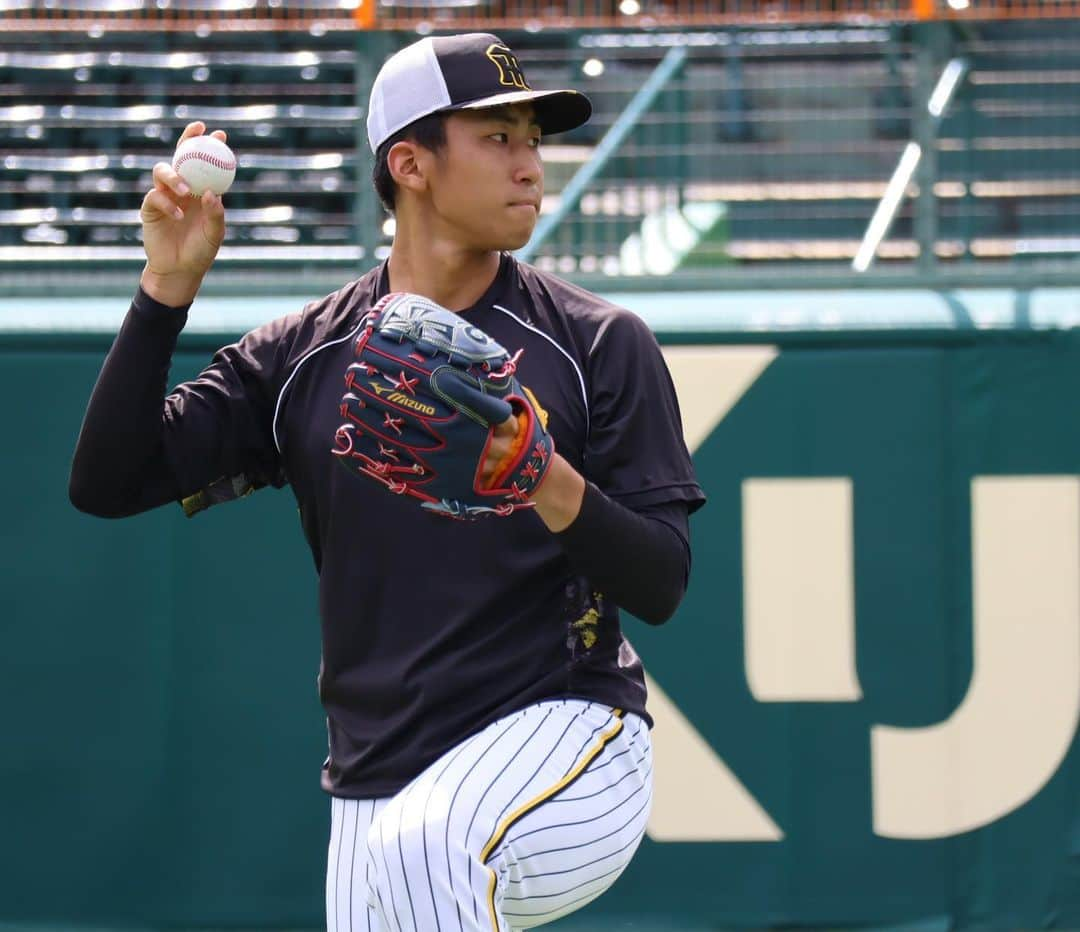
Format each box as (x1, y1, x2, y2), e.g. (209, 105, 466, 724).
(372, 111, 449, 214)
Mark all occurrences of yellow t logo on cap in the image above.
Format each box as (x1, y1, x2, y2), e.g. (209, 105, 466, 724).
(486, 44, 529, 90)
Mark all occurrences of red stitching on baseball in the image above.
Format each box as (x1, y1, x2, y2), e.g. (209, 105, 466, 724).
(174, 150, 236, 172)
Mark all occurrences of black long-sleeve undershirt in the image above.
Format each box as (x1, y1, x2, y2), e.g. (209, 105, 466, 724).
(69, 288, 189, 517)
(70, 288, 692, 624)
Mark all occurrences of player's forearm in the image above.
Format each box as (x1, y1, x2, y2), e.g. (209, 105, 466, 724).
(69, 287, 187, 517)
(552, 481, 691, 625)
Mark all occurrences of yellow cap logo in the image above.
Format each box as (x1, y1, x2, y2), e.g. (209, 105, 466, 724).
(486, 44, 529, 91)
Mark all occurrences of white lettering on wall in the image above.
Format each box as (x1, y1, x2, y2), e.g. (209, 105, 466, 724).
(872, 477, 1080, 838)
(742, 478, 862, 702)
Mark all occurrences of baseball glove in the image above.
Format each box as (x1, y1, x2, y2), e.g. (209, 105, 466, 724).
(333, 292, 555, 519)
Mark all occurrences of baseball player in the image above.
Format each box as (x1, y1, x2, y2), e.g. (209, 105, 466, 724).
(70, 33, 705, 931)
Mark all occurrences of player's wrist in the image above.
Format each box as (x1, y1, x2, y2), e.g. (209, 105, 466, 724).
(529, 453, 585, 533)
(139, 265, 203, 309)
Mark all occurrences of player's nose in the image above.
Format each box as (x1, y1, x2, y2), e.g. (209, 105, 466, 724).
(512, 146, 542, 188)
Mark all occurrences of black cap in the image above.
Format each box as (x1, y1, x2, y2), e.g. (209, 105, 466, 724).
(367, 33, 592, 152)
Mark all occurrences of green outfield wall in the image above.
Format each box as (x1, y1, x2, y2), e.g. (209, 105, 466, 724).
(1, 297, 1077, 930)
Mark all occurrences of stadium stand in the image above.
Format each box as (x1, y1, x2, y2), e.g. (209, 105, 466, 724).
(2, 16, 1080, 276)
(528, 19, 1080, 274)
(935, 21, 1080, 259)
(0, 31, 361, 267)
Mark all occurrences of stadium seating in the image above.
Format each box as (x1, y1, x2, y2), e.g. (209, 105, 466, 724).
(1, 19, 1080, 274)
(0, 31, 361, 267)
(527, 19, 1080, 273)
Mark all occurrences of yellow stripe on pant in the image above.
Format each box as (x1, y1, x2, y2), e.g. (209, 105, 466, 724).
(482, 710, 625, 931)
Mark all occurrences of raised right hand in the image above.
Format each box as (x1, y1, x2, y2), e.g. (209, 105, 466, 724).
(139, 121, 228, 307)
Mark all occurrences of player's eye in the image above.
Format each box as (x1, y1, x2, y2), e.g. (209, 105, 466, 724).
(528, 136, 541, 149)
(489, 133, 509, 144)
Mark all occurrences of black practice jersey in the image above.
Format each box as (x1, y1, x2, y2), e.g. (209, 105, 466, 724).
(133, 254, 704, 797)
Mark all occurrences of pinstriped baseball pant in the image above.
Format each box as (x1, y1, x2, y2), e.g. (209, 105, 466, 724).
(326, 700, 653, 931)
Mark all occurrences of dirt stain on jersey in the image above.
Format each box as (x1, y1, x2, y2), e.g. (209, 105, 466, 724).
(572, 606, 601, 649)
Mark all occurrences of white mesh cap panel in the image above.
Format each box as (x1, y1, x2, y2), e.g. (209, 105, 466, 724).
(366, 38, 452, 152)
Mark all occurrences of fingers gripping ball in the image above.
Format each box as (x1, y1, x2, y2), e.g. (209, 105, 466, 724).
(333, 293, 555, 519)
(172, 136, 236, 196)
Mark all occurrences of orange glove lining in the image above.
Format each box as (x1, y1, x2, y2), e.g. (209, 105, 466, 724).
(484, 409, 530, 490)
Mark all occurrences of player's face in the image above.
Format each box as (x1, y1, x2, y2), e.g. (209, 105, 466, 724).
(427, 104, 544, 251)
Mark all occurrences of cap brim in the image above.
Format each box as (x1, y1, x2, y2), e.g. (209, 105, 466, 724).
(450, 89, 592, 137)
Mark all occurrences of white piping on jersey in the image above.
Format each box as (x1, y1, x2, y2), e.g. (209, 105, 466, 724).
(491, 303, 590, 438)
(272, 312, 372, 455)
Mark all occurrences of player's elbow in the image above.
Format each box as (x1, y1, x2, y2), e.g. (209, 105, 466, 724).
(68, 471, 127, 518)
(632, 577, 687, 626)
(68, 481, 114, 517)
(633, 521, 691, 625)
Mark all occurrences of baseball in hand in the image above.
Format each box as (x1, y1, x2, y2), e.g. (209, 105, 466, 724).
(172, 135, 236, 196)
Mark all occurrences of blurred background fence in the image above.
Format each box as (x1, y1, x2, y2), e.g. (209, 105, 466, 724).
(2, 1, 1080, 297)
